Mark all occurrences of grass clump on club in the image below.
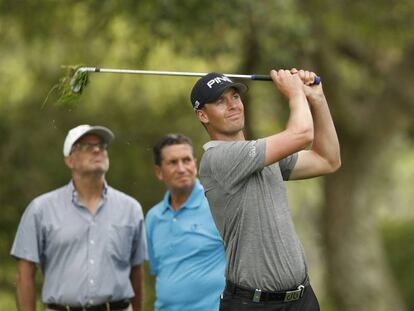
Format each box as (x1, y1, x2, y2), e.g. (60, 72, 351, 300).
(42, 65, 89, 108)
(69, 67, 89, 94)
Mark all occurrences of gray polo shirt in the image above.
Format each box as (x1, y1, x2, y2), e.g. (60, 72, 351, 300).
(11, 181, 147, 306)
(199, 139, 307, 292)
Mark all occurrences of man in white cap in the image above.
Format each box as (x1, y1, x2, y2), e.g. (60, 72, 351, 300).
(11, 125, 147, 311)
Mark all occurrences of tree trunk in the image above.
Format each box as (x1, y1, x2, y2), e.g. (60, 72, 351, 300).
(322, 137, 407, 311)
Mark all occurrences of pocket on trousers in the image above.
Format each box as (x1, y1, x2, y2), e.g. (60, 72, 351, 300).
(299, 285, 320, 311)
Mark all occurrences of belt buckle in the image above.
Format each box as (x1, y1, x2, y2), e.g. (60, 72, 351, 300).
(252, 289, 262, 302)
(284, 285, 305, 302)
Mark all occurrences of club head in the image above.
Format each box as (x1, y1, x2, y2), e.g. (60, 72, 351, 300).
(70, 68, 89, 93)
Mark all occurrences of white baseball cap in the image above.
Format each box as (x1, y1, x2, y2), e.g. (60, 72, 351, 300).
(63, 124, 114, 156)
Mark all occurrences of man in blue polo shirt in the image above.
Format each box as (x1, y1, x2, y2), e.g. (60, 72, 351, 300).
(146, 133, 226, 311)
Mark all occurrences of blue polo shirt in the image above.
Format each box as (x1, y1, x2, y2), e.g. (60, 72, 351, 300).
(146, 179, 226, 311)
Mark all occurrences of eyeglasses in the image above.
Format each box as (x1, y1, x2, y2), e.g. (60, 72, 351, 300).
(71, 142, 108, 153)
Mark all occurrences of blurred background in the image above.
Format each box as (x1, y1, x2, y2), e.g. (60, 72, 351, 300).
(1, 1, 413, 310)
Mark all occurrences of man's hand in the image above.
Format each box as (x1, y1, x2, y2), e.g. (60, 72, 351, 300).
(271, 69, 306, 101)
(290, 68, 325, 105)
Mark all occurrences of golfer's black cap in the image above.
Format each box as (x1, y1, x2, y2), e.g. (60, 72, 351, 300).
(190, 72, 247, 110)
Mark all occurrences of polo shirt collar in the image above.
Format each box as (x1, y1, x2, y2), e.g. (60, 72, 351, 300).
(203, 140, 226, 151)
(161, 179, 204, 213)
(68, 179, 109, 206)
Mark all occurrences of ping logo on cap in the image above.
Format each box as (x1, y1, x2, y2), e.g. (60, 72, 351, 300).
(206, 75, 232, 88)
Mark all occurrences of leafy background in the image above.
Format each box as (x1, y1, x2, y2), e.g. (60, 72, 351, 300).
(1, 1, 413, 310)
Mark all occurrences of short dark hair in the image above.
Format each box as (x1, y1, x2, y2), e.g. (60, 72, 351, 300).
(153, 134, 194, 166)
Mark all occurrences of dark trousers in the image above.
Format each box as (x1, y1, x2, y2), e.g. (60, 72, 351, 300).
(219, 284, 320, 311)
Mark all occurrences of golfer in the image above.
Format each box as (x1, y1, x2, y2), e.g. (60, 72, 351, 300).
(190, 70, 340, 310)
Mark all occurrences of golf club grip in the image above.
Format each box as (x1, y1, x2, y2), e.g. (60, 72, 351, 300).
(251, 74, 321, 85)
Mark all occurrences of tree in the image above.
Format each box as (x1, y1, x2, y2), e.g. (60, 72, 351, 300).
(1, 1, 414, 310)
(300, 1, 414, 310)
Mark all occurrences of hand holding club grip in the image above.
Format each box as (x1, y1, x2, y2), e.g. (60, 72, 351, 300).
(251, 74, 321, 85)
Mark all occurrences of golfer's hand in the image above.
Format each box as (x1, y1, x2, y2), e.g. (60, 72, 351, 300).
(290, 68, 325, 104)
(271, 69, 305, 100)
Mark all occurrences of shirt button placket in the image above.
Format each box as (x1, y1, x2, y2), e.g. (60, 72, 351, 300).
(172, 216, 178, 236)
(87, 218, 97, 298)
(170, 214, 179, 249)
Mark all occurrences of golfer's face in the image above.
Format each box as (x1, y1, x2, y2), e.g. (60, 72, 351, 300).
(203, 88, 244, 136)
(67, 134, 110, 175)
(157, 144, 197, 193)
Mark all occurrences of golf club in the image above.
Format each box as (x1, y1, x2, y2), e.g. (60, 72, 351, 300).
(70, 67, 321, 93)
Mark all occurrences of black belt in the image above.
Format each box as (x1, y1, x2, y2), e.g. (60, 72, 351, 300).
(225, 280, 307, 303)
(47, 300, 129, 311)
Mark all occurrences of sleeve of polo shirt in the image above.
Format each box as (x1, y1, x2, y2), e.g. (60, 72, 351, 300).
(10, 200, 44, 263)
(207, 139, 266, 193)
(144, 212, 158, 275)
(279, 153, 299, 180)
(130, 202, 148, 266)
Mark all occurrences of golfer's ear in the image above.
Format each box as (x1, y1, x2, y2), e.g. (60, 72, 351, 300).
(196, 109, 209, 124)
(154, 165, 163, 181)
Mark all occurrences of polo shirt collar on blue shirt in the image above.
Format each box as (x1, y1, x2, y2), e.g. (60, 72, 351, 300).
(161, 179, 204, 214)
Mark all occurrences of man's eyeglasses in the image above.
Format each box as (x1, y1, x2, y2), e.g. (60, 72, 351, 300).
(71, 142, 108, 153)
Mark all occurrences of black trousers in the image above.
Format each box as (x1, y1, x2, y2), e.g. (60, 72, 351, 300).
(219, 285, 320, 311)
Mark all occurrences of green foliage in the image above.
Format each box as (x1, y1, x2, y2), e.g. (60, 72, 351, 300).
(1, 1, 414, 310)
(381, 220, 414, 310)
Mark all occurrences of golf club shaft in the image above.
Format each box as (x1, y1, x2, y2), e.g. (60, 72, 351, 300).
(76, 67, 321, 84)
